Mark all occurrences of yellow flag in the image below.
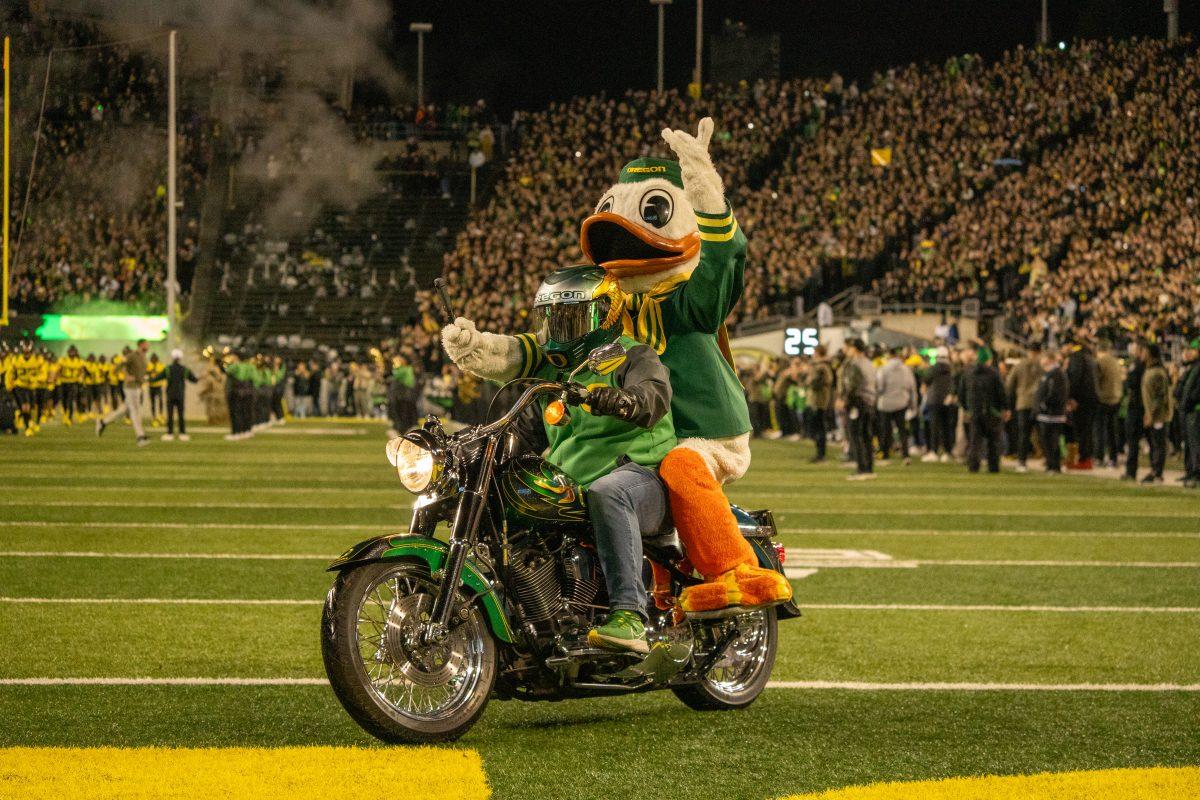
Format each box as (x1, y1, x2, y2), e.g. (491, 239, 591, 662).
(870, 147, 892, 166)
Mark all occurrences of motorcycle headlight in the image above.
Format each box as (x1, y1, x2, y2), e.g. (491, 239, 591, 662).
(386, 436, 442, 494)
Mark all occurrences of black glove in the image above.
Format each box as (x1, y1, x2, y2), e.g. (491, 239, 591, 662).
(588, 386, 636, 421)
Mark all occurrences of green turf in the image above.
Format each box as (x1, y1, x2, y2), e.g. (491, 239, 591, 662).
(1, 687, 1197, 800)
(1, 421, 1197, 800)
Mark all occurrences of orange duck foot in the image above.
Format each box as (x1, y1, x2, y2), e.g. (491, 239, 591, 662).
(678, 564, 793, 613)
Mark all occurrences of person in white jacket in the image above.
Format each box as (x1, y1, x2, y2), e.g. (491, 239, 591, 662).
(876, 347, 918, 464)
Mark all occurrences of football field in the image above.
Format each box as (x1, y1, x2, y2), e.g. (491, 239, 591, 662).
(2, 421, 1198, 799)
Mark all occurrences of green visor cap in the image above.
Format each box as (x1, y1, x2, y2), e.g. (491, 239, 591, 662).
(618, 157, 684, 189)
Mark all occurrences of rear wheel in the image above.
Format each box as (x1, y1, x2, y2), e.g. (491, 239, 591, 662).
(322, 561, 496, 743)
(673, 607, 777, 710)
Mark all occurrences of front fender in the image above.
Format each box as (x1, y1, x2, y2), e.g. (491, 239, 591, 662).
(328, 534, 514, 643)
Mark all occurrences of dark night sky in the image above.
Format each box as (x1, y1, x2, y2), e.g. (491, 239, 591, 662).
(386, 0, 1193, 113)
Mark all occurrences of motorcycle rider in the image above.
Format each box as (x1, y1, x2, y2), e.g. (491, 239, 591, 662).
(488, 266, 676, 654)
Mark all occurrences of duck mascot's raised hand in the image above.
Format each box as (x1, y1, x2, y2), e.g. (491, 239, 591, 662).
(442, 117, 792, 613)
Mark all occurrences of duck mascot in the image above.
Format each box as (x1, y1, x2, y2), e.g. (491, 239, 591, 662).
(442, 118, 792, 614)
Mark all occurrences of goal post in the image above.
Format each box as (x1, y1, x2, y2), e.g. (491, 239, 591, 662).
(2, 35, 9, 328)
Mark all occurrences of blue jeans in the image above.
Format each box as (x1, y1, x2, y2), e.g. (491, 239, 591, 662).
(588, 462, 670, 621)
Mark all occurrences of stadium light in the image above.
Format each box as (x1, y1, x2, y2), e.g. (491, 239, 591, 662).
(1039, 0, 1049, 46)
(651, 0, 671, 94)
(409, 23, 432, 108)
(1165, 0, 1179, 44)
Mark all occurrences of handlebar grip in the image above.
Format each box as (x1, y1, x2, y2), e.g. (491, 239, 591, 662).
(564, 384, 590, 407)
(613, 393, 635, 419)
(433, 278, 455, 324)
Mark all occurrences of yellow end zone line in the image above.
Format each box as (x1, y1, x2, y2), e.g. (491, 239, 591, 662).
(0, 746, 490, 800)
(779, 766, 1200, 800)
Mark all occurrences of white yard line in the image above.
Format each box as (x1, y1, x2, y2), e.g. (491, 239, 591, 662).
(0, 521, 384, 530)
(782, 559, 1200, 577)
(0, 551, 330, 560)
(0, 677, 326, 686)
(9, 486, 396, 495)
(798, 603, 1200, 613)
(0, 676, 1195, 691)
(4, 597, 1197, 614)
(8, 484, 1191, 503)
(0, 500, 407, 510)
(777, 527, 1200, 539)
(760, 505, 1200, 519)
(766, 680, 1200, 692)
(3, 520, 1190, 540)
(916, 559, 1200, 568)
(0, 597, 319, 606)
(1, 550, 1195, 570)
(744, 491, 1196, 504)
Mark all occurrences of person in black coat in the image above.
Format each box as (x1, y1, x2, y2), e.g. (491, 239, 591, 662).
(963, 344, 1008, 473)
(1173, 341, 1200, 487)
(920, 347, 956, 461)
(1035, 350, 1070, 473)
(1121, 341, 1147, 481)
(1065, 338, 1100, 469)
(163, 349, 199, 441)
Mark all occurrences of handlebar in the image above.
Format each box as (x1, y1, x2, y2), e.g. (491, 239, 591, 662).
(454, 377, 633, 446)
(469, 381, 566, 439)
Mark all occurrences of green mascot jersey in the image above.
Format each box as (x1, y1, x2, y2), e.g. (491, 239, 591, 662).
(521, 335, 677, 488)
(516, 204, 751, 441)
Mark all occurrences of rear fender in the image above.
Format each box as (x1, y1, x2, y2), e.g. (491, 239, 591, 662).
(327, 534, 514, 642)
(741, 507, 802, 621)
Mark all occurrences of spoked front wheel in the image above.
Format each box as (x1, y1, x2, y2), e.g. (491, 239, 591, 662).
(321, 561, 496, 743)
(673, 607, 777, 711)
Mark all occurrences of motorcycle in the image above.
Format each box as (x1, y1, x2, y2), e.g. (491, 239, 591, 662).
(321, 342, 800, 743)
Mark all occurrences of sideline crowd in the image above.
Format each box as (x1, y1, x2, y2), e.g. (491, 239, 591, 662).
(739, 335, 1200, 486)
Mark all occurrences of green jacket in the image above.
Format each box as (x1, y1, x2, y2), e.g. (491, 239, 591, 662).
(526, 335, 676, 488)
(621, 204, 752, 439)
(392, 365, 415, 388)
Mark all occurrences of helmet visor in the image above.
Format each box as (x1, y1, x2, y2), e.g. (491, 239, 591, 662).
(533, 297, 612, 346)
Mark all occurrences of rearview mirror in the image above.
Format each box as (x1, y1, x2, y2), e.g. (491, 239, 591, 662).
(585, 342, 626, 372)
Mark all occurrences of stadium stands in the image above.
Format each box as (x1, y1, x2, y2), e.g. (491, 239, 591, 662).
(5, 16, 1198, 354)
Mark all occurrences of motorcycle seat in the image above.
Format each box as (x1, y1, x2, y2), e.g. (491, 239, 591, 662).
(643, 530, 685, 563)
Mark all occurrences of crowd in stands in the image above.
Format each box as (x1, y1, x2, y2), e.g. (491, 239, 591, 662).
(8, 13, 211, 314)
(8, 13, 1199, 361)
(415, 35, 1199, 353)
(877, 40, 1200, 348)
(429, 78, 828, 339)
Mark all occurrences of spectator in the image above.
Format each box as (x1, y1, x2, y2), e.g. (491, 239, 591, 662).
(1094, 340, 1126, 468)
(963, 345, 1008, 474)
(1065, 338, 1100, 470)
(1140, 343, 1172, 484)
(1006, 342, 1043, 472)
(1177, 341, 1200, 487)
(875, 346, 917, 464)
(1122, 341, 1147, 482)
(920, 347, 956, 463)
(162, 349, 198, 442)
(1034, 349, 1069, 473)
(838, 338, 877, 481)
(804, 345, 835, 462)
(95, 338, 150, 447)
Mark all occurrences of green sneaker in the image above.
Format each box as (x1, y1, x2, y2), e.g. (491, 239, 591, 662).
(587, 610, 649, 654)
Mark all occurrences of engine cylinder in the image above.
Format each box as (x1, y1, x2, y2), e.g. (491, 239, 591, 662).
(510, 550, 562, 623)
